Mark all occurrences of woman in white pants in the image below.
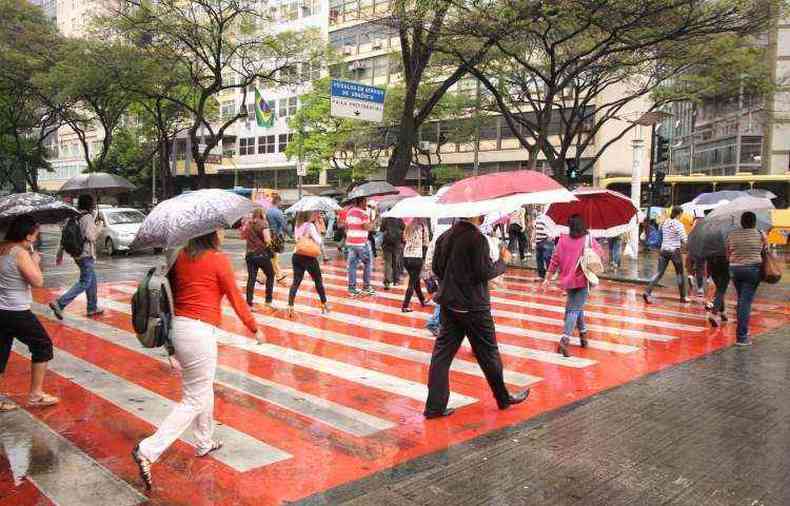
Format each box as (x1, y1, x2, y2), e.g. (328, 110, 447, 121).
(132, 229, 259, 490)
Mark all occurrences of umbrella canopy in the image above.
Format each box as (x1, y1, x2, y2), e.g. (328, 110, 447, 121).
(434, 170, 575, 218)
(57, 172, 136, 196)
(381, 196, 440, 219)
(691, 190, 748, 207)
(745, 188, 777, 200)
(130, 189, 260, 250)
(546, 188, 639, 238)
(688, 196, 775, 258)
(285, 196, 341, 214)
(319, 189, 345, 198)
(343, 181, 399, 204)
(0, 192, 79, 226)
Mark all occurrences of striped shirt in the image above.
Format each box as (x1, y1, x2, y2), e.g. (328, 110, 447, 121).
(534, 214, 553, 243)
(727, 228, 764, 266)
(660, 219, 687, 251)
(345, 207, 369, 247)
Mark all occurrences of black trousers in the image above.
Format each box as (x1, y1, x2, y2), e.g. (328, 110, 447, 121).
(402, 257, 425, 308)
(246, 252, 275, 305)
(368, 232, 377, 258)
(707, 255, 730, 314)
(0, 309, 54, 374)
(382, 245, 401, 285)
(289, 253, 327, 305)
(646, 249, 687, 299)
(508, 224, 527, 260)
(425, 308, 510, 414)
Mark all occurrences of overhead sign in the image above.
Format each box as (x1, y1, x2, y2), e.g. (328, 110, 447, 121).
(330, 79, 385, 123)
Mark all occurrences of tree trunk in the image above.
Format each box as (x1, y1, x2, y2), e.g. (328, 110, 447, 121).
(387, 113, 417, 185)
(158, 139, 174, 199)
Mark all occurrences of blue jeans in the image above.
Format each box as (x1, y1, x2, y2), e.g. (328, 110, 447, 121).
(563, 287, 588, 336)
(536, 240, 554, 278)
(58, 257, 98, 313)
(609, 237, 622, 267)
(426, 304, 441, 330)
(730, 264, 761, 342)
(347, 246, 372, 290)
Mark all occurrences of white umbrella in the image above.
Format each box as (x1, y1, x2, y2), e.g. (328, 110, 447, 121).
(130, 189, 260, 250)
(285, 196, 341, 214)
(381, 196, 439, 218)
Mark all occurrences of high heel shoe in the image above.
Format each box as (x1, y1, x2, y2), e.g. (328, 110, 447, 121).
(321, 303, 330, 314)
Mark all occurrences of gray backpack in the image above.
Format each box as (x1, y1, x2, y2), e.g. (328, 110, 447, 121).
(131, 264, 175, 355)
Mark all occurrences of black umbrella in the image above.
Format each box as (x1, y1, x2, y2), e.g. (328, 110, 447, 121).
(57, 172, 136, 197)
(319, 189, 345, 198)
(0, 192, 79, 226)
(342, 181, 398, 205)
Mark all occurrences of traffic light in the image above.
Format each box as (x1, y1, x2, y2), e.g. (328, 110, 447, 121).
(653, 171, 667, 206)
(656, 135, 670, 163)
(565, 159, 579, 184)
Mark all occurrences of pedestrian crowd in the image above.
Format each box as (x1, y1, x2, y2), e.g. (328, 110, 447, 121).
(0, 189, 773, 492)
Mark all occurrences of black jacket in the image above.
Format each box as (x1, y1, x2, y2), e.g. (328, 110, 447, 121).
(432, 221, 506, 312)
(381, 217, 405, 248)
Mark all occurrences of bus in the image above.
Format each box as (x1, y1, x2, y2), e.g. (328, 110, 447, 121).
(600, 172, 790, 209)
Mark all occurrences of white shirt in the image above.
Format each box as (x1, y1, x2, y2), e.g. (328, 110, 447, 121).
(660, 219, 687, 251)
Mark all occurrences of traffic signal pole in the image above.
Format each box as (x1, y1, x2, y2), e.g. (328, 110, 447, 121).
(630, 135, 644, 260)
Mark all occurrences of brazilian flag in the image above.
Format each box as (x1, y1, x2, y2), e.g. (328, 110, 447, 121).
(255, 88, 274, 128)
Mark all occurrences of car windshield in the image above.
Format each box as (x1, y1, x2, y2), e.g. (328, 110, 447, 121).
(105, 211, 144, 225)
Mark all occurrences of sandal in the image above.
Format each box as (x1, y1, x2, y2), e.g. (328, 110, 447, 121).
(0, 399, 18, 412)
(196, 440, 223, 457)
(132, 444, 153, 490)
(28, 393, 59, 407)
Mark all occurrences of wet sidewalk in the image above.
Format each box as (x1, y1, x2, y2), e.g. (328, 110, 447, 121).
(301, 324, 790, 505)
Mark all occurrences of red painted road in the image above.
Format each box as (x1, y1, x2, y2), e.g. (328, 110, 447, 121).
(1, 260, 788, 505)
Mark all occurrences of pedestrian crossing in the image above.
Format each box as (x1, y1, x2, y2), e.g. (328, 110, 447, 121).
(2, 259, 787, 505)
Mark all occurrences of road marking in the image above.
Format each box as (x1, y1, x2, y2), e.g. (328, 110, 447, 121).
(16, 320, 292, 472)
(0, 409, 146, 506)
(31, 303, 395, 437)
(86, 296, 478, 410)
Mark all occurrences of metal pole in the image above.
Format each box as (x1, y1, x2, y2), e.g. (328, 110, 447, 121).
(734, 76, 744, 173)
(630, 132, 644, 260)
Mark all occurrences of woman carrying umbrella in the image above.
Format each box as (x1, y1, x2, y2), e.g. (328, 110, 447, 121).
(726, 211, 766, 346)
(244, 208, 276, 311)
(401, 218, 430, 312)
(287, 211, 329, 317)
(0, 216, 58, 410)
(543, 215, 603, 357)
(132, 228, 259, 490)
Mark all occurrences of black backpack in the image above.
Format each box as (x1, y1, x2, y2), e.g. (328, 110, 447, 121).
(61, 213, 87, 257)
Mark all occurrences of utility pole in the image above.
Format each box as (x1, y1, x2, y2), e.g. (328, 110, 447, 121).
(472, 79, 481, 177)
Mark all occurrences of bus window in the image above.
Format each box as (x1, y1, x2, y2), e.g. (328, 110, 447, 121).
(716, 182, 751, 192)
(674, 183, 714, 205)
(753, 181, 788, 209)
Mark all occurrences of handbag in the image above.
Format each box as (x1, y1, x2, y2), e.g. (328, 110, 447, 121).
(294, 234, 321, 258)
(577, 234, 604, 287)
(760, 249, 782, 284)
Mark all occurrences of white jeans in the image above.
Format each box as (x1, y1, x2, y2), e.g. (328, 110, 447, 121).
(139, 317, 218, 462)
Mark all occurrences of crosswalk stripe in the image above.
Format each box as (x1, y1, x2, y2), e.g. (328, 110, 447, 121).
(90, 295, 478, 409)
(13, 340, 291, 472)
(248, 276, 678, 343)
(30, 302, 395, 438)
(230, 276, 642, 354)
(0, 409, 147, 506)
(311, 267, 705, 330)
(106, 287, 541, 387)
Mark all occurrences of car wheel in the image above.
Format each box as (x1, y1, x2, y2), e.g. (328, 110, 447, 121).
(105, 238, 115, 256)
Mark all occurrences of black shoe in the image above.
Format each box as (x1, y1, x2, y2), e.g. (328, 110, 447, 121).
(720, 312, 729, 322)
(49, 302, 63, 320)
(401, 307, 413, 313)
(500, 389, 530, 410)
(557, 336, 571, 357)
(424, 408, 455, 419)
(579, 332, 589, 348)
(642, 293, 651, 305)
(383, 282, 390, 290)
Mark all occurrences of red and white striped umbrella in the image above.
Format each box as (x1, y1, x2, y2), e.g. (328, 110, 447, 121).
(546, 187, 639, 238)
(435, 170, 575, 218)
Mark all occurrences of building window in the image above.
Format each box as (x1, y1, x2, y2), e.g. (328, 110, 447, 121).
(277, 133, 293, 152)
(221, 101, 236, 120)
(239, 137, 256, 156)
(301, 61, 322, 82)
(258, 135, 276, 154)
(278, 97, 297, 118)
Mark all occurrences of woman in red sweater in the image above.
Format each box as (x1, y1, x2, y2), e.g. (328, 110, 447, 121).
(132, 229, 258, 490)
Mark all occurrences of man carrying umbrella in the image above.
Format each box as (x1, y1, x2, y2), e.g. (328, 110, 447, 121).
(424, 215, 530, 418)
(346, 197, 376, 297)
(50, 195, 105, 319)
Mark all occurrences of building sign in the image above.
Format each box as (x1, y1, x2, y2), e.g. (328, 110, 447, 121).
(330, 79, 385, 123)
(296, 161, 307, 177)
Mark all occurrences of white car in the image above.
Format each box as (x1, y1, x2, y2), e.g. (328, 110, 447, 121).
(97, 207, 146, 255)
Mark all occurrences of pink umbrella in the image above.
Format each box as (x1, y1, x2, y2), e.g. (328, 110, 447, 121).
(546, 187, 638, 238)
(435, 170, 575, 218)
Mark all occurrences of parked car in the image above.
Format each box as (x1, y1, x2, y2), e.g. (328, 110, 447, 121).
(96, 207, 146, 256)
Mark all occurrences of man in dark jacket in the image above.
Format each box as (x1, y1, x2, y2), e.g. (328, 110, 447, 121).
(381, 217, 405, 289)
(424, 216, 530, 419)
